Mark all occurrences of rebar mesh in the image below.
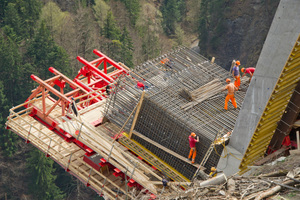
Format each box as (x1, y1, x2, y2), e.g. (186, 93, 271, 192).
(104, 47, 249, 180)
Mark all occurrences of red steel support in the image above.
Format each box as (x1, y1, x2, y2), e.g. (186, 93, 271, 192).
(93, 49, 127, 72)
(77, 56, 113, 84)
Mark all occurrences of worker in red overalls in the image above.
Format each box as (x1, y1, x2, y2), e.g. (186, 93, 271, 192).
(188, 132, 199, 164)
(241, 67, 255, 82)
(137, 81, 145, 90)
(224, 78, 238, 110)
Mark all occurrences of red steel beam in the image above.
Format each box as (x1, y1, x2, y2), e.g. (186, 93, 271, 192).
(93, 49, 127, 72)
(49, 67, 90, 94)
(76, 56, 113, 84)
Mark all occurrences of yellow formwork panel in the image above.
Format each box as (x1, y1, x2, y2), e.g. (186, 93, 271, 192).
(239, 34, 300, 174)
(119, 132, 190, 183)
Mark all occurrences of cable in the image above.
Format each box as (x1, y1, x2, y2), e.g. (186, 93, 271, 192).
(213, 138, 242, 161)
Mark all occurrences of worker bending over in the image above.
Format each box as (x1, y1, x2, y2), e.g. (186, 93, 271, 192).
(224, 78, 238, 110)
(188, 132, 199, 164)
(241, 67, 255, 82)
(232, 60, 241, 90)
(137, 81, 145, 90)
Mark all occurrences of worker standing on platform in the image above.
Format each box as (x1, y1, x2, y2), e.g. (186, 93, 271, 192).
(224, 78, 238, 110)
(241, 67, 255, 82)
(188, 132, 199, 164)
(232, 60, 241, 90)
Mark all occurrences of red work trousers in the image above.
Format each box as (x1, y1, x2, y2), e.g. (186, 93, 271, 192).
(188, 147, 196, 162)
(234, 75, 240, 89)
(224, 94, 237, 110)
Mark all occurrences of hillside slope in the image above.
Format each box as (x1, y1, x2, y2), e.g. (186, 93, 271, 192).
(198, 0, 280, 70)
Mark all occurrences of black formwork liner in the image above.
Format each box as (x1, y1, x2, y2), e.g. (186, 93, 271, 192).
(133, 97, 224, 180)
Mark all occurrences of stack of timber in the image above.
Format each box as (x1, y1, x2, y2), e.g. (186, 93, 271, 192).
(181, 79, 223, 110)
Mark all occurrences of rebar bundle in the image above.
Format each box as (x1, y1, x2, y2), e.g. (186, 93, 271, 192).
(104, 47, 249, 180)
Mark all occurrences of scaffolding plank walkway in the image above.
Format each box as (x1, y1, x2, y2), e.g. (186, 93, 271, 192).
(6, 102, 145, 199)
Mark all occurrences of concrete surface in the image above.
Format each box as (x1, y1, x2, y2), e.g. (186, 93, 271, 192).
(218, 0, 300, 174)
(216, 145, 243, 176)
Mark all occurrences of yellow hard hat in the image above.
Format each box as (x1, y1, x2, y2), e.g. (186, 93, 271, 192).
(211, 167, 216, 171)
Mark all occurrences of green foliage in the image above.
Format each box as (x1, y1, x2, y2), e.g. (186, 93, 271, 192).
(119, 0, 140, 26)
(0, 31, 28, 104)
(120, 27, 134, 67)
(27, 149, 65, 200)
(26, 22, 71, 79)
(161, 0, 186, 35)
(40, 1, 70, 37)
(93, 0, 110, 27)
(198, 0, 230, 54)
(0, 80, 17, 157)
(102, 11, 121, 40)
(175, 25, 184, 45)
(141, 20, 160, 61)
(0, 0, 9, 22)
(78, 0, 96, 7)
(3, 3, 22, 42)
(1, 0, 41, 40)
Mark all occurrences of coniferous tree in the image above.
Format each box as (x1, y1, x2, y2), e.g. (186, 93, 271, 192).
(27, 149, 65, 200)
(161, 0, 185, 35)
(93, 0, 110, 28)
(26, 22, 71, 79)
(120, 27, 134, 67)
(0, 31, 24, 104)
(102, 11, 124, 61)
(1, 0, 41, 40)
(120, 0, 140, 26)
(16, 0, 41, 38)
(198, 0, 228, 53)
(141, 19, 160, 61)
(0, 81, 17, 157)
(103, 11, 121, 40)
(3, 3, 22, 42)
(0, 0, 9, 23)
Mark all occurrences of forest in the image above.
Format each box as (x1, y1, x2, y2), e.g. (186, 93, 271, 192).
(0, 0, 279, 199)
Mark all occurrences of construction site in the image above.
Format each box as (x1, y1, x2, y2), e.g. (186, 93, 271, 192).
(5, 0, 300, 199)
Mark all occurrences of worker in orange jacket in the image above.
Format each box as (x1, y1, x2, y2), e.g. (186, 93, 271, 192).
(188, 132, 199, 164)
(224, 78, 238, 110)
(232, 60, 241, 90)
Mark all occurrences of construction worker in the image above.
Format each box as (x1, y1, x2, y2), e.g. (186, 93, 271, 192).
(188, 132, 199, 164)
(241, 67, 255, 82)
(223, 78, 238, 110)
(137, 81, 145, 90)
(209, 167, 218, 177)
(232, 60, 241, 90)
(106, 84, 111, 95)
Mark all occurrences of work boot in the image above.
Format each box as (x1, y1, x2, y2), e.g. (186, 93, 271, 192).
(191, 160, 195, 164)
(186, 158, 191, 161)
